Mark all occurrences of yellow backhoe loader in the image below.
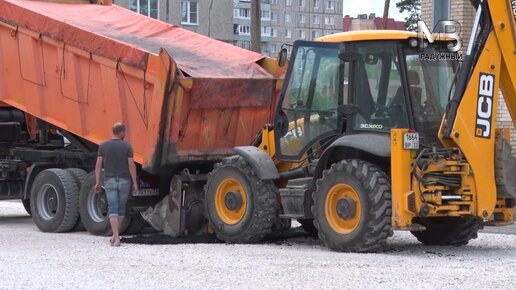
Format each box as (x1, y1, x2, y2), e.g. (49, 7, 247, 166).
(204, 0, 516, 252)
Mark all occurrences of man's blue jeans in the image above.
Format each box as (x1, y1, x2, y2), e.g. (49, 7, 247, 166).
(104, 177, 130, 218)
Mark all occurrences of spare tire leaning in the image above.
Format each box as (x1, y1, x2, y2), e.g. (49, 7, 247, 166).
(30, 168, 80, 233)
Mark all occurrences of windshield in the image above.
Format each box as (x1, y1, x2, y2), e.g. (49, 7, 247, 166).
(404, 47, 458, 145)
(351, 42, 409, 132)
(276, 42, 342, 159)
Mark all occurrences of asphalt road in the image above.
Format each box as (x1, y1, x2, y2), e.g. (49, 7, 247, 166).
(1, 200, 516, 289)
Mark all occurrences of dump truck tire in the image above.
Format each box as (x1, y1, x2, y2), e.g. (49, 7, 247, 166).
(312, 160, 392, 252)
(66, 168, 88, 231)
(30, 169, 80, 233)
(298, 218, 318, 236)
(410, 217, 482, 246)
(79, 172, 130, 236)
(205, 156, 278, 243)
(22, 199, 31, 216)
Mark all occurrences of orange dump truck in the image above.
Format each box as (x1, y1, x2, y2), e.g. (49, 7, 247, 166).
(0, 0, 283, 236)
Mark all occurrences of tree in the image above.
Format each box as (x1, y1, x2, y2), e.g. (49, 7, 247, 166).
(251, 0, 261, 53)
(382, 0, 390, 29)
(396, 0, 421, 31)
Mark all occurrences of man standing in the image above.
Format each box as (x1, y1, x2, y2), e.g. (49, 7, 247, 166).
(95, 122, 138, 247)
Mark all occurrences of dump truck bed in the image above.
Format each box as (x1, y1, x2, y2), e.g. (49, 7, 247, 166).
(0, 0, 281, 173)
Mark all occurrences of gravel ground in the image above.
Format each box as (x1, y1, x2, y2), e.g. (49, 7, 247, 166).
(1, 200, 516, 290)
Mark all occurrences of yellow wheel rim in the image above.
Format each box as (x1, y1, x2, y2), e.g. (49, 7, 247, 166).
(215, 178, 247, 225)
(324, 184, 361, 234)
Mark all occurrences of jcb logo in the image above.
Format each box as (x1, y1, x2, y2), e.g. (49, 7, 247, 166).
(475, 73, 495, 138)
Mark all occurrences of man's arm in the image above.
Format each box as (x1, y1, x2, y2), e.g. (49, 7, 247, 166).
(128, 157, 138, 194)
(94, 156, 103, 193)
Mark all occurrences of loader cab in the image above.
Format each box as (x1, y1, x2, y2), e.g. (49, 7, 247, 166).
(274, 34, 458, 161)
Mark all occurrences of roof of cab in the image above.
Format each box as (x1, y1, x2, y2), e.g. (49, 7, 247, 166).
(317, 30, 417, 43)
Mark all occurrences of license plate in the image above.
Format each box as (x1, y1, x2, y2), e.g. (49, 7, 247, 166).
(403, 132, 419, 150)
(133, 188, 159, 197)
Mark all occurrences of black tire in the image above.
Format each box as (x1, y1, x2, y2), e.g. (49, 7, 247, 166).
(312, 160, 392, 252)
(204, 156, 278, 243)
(66, 168, 88, 231)
(410, 217, 482, 246)
(79, 172, 129, 236)
(22, 199, 31, 216)
(298, 218, 318, 236)
(30, 168, 80, 233)
(123, 212, 148, 235)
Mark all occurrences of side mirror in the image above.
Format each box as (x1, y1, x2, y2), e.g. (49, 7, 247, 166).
(364, 54, 379, 65)
(278, 48, 288, 67)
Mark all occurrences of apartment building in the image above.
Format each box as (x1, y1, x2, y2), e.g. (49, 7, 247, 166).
(342, 13, 406, 31)
(115, 0, 234, 42)
(233, 0, 343, 56)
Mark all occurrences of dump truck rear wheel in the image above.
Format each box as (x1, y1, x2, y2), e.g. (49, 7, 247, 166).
(205, 156, 278, 243)
(66, 168, 88, 231)
(312, 160, 392, 252)
(410, 217, 482, 246)
(30, 169, 80, 233)
(79, 172, 130, 236)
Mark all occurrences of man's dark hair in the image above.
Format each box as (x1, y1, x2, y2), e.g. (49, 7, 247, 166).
(112, 123, 126, 135)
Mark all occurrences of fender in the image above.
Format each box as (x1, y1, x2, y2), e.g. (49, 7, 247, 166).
(23, 163, 56, 199)
(234, 146, 279, 180)
(314, 133, 391, 179)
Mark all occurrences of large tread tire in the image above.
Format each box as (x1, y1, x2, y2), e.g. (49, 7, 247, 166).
(410, 217, 483, 246)
(30, 168, 80, 233)
(205, 156, 278, 243)
(22, 199, 31, 216)
(66, 168, 88, 232)
(79, 172, 129, 236)
(312, 160, 392, 252)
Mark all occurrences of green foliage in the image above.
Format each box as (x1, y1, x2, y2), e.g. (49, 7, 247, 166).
(396, 0, 421, 31)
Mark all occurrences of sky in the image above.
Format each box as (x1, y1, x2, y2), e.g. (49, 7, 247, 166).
(342, 0, 410, 22)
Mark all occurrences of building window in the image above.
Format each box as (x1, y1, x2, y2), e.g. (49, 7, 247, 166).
(271, 28, 277, 37)
(285, 29, 292, 38)
(239, 25, 251, 35)
(311, 30, 320, 39)
(299, 14, 306, 24)
(324, 16, 334, 25)
(269, 43, 277, 53)
(271, 12, 277, 21)
(313, 15, 320, 25)
(299, 0, 305, 7)
(130, 0, 159, 19)
(271, 0, 278, 4)
(239, 8, 250, 18)
(262, 26, 271, 36)
(299, 29, 306, 39)
(285, 13, 291, 23)
(432, 0, 450, 28)
(233, 24, 239, 35)
(325, 0, 334, 9)
(261, 10, 270, 20)
(233, 8, 238, 18)
(313, 0, 319, 8)
(286, 0, 292, 6)
(181, 1, 198, 25)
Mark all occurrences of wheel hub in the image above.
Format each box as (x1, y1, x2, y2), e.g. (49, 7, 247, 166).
(336, 197, 356, 220)
(224, 190, 243, 211)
